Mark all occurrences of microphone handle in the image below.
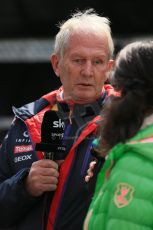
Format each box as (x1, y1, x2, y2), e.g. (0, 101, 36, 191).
(44, 152, 54, 160)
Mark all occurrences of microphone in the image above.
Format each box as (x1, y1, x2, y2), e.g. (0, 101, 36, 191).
(35, 110, 66, 160)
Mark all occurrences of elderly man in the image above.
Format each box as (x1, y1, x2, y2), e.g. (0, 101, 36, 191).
(0, 9, 114, 230)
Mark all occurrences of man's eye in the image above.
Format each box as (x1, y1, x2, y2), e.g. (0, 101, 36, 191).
(74, 59, 82, 63)
(94, 60, 103, 64)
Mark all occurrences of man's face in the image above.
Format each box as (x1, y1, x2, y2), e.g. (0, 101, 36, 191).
(51, 32, 113, 104)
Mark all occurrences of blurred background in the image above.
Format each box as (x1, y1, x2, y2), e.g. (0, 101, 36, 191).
(0, 0, 153, 141)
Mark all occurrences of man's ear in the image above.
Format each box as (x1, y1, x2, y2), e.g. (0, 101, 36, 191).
(108, 59, 114, 71)
(105, 59, 115, 83)
(50, 54, 60, 77)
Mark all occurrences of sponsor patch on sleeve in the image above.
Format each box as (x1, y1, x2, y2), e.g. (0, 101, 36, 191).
(114, 182, 134, 208)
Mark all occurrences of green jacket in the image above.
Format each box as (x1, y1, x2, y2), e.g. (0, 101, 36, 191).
(84, 123, 153, 230)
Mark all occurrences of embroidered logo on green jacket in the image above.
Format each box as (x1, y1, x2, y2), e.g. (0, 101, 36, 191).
(114, 183, 134, 208)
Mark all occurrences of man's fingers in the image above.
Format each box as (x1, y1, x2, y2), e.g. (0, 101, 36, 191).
(85, 160, 97, 182)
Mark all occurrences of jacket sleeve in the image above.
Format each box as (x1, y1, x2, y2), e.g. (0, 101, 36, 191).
(0, 122, 40, 228)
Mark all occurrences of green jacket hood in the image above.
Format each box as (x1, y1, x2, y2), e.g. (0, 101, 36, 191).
(127, 124, 153, 161)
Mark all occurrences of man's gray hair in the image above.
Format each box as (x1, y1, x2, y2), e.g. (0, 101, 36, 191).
(53, 8, 114, 59)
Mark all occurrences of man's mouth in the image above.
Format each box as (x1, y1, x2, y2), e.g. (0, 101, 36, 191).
(77, 83, 93, 87)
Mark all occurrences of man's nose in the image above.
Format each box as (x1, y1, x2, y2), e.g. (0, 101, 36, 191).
(81, 61, 93, 76)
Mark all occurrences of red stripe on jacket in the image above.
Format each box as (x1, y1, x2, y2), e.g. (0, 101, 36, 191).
(46, 116, 101, 230)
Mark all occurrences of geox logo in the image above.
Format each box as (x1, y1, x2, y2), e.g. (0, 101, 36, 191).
(14, 154, 32, 163)
(14, 145, 33, 154)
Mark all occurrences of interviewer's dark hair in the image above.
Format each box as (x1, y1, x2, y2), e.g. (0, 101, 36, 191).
(100, 40, 153, 154)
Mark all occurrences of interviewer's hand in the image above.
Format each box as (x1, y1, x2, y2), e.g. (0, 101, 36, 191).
(85, 160, 97, 182)
(25, 159, 60, 197)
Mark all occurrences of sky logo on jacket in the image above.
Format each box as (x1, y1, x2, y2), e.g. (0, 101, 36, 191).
(53, 119, 64, 128)
(114, 182, 134, 208)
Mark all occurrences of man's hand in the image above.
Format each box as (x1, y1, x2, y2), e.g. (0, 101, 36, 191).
(25, 159, 59, 197)
(85, 160, 97, 182)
